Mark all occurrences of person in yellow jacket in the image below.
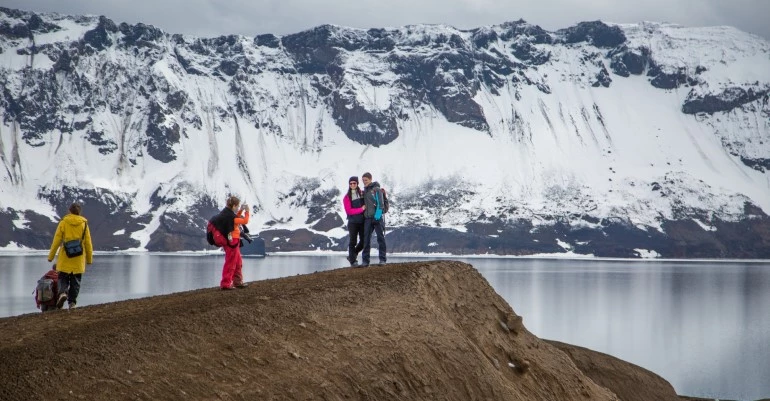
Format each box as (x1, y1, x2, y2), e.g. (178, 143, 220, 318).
(47, 203, 93, 309)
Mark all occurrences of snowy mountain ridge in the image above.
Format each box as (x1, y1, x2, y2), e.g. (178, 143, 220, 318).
(1, 7, 769, 257)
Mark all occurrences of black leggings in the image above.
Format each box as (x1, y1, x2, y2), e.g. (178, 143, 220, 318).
(348, 221, 365, 262)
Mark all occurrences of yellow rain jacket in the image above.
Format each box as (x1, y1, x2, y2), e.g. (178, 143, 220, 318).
(48, 214, 93, 274)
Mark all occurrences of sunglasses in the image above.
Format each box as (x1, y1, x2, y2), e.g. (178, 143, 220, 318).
(349, 182, 357, 185)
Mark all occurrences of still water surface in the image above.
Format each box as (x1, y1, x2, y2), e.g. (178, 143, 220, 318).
(1, 254, 768, 400)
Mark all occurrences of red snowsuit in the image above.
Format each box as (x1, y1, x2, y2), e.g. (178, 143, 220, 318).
(220, 210, 249, 289)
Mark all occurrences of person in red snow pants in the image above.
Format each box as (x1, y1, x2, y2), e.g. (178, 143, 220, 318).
(213, 195, 250, 290)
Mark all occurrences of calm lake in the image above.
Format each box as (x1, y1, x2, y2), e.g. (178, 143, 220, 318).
(1, 253, 768, 400)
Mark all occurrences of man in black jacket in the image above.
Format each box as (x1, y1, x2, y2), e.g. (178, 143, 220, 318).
(361, 172, 387, 266)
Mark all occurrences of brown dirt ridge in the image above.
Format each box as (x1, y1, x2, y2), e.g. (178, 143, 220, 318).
(0, 261, 737, 401)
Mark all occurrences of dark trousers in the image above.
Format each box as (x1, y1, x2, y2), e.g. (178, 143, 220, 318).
(362, 218, 386, 264)
(348, 221, 365, 263)
(57, 272, 82, 306)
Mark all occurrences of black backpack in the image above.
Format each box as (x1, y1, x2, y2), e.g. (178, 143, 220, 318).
(381, 189, 389, 214)
(206, 211, 238, 248)
(206, 220, 228, 247)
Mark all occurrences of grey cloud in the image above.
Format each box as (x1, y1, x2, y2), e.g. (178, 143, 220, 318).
(2, 0, 769, 39)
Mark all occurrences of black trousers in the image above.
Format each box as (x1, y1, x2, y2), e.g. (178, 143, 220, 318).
(348, 221, 365, 262)
(57, 272, 82, 306)
(362, 218, 386, 264)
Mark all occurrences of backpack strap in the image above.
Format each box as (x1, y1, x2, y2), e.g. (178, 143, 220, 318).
(373, 190, 383, 220)
(81, 221, 88, 241)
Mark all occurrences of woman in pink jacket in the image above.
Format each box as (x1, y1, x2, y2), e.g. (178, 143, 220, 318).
(342, 176, 366, 266)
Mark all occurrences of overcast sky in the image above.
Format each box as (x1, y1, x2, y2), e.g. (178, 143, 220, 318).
(3, 0, 770, 40)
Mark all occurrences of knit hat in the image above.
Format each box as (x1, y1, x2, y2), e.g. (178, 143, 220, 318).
(348, 176, 359, 184)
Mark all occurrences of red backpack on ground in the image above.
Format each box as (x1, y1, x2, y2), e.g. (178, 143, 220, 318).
(34, 269, 59, 309)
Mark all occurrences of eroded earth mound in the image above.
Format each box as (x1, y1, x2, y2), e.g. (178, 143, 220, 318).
(1, 261, 695, 400)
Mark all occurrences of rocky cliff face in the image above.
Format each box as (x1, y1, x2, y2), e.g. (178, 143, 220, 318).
(1, 7, 769, 257)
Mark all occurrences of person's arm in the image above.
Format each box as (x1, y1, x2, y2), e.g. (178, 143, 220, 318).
(47, 222, 63, 262)
(343, 195, 364, 215)
(234, 204, 250, 226)
(234, 210, 250, 225)
(84, 221, 93, 264)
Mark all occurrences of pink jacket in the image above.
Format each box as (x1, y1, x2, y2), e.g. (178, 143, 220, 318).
(342, 193, 365, 216)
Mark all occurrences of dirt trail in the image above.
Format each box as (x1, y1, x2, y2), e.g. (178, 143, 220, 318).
(1, 261, 690, 401)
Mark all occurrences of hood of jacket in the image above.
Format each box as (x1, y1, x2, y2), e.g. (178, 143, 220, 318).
(364, 181, 381, 192)
(61, 213, 88, 235)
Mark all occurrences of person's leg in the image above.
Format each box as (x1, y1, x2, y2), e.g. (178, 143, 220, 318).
(347, 222, 358, 265)
(374, 220, 387, 263)
(220, 245, 238, 288)
(56, 272, 70, 308)
(361, 219, 374, 266)
(68, 273, 82, 307)
(233, 246, 245, 287)
(353, 222, 365, 259)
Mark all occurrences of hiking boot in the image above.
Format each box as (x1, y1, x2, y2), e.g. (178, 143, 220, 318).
(235, 283, 248, 289)
(220, 286, 235, 291)
(361, 263, 370, 267)
(56, 293, 68, 309)
(350, 260, 359, 267)
(68, 302, 77, 309)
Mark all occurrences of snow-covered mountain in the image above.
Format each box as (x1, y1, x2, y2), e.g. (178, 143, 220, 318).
(1, 7, 769, 258)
